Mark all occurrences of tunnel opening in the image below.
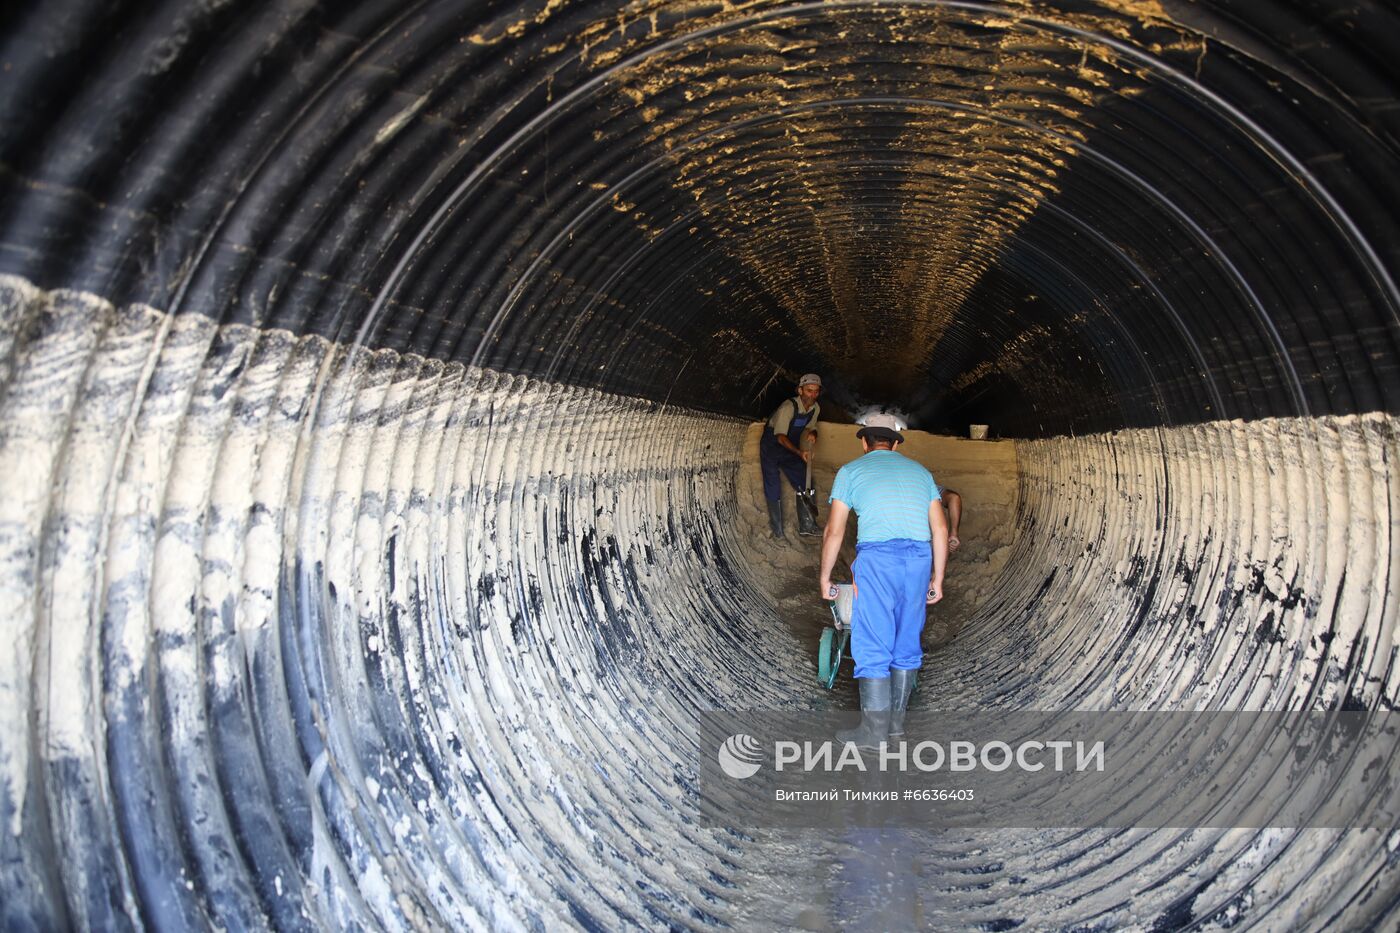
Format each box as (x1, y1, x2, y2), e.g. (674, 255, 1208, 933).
(1, 0, 1399, 929)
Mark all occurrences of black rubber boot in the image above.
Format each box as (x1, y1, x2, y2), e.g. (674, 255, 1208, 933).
(888, 668, 917, 737)
(835, 677, 891, 749)
(796, 493, 819, 536)
(766, 498, 785, 539)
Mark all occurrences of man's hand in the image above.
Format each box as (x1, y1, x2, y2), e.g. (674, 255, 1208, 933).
(801, 449, 813, 464)
(949, 535, 961, 552)
(780, 435, 808, 459)
(927, 581, 943, 604)
(820, 576, 836, 601)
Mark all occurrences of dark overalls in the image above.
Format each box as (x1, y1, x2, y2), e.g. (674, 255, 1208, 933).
(760, 399, 814, 501)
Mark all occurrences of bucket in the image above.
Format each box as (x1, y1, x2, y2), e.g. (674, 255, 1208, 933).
(969, 424, 989, 440)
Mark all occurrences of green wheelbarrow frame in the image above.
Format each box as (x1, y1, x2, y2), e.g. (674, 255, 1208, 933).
(817, 625, 849, 689)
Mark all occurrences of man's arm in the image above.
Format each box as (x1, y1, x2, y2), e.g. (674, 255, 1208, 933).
(943, 490, 962, 551)
(819, 499, 850, 600)
(779, 433, 810, 461)
(927, 498, 949, 604)
(771, 401, 812, 462)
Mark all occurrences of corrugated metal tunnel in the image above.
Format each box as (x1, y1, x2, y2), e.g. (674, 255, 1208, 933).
(1, 0, 1398, 928)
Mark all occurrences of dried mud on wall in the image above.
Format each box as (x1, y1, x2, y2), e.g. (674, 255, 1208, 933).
(0, 275, 815, 929)
(899, 416, 1400, 930)
(1, 273, 1399, 928)
(951, 417, 1398, 713)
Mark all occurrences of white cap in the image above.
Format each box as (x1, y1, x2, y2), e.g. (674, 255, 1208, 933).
(798, 373, 821, 388)
(857, 412, 905, 443)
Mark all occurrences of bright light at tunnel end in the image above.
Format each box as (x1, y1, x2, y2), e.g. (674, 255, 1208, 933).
(854, 407, 911, 432)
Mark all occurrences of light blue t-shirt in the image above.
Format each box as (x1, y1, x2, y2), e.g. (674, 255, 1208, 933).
(829, 450, 941, 544)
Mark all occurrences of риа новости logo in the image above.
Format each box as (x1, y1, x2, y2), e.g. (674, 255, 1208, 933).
(717, 734, 763, 779)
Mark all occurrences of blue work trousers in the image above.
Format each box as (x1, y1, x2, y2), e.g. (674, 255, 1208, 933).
(849, 539, 932, 678)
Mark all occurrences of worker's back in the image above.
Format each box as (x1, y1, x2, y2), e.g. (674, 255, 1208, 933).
(829, 450, 939, 544)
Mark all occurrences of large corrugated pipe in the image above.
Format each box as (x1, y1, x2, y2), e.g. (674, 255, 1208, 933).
(1, 1, 1398, 929)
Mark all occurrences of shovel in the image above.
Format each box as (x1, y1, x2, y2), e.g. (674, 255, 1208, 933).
(796, 435, 819, 527)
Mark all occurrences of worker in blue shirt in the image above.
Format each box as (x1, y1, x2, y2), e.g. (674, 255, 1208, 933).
(818, 412, 949, 747)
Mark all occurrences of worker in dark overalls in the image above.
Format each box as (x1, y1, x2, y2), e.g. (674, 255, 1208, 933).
(759, 373, 822, 538)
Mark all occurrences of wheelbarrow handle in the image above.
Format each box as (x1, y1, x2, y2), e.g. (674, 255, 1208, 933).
(826, 581, 856, 629)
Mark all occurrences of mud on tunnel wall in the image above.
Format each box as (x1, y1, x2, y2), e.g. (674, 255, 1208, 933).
(1, 1, 1399, 929)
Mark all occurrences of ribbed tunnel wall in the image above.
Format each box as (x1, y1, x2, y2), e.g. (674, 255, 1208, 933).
(1, 1, 1398, 929)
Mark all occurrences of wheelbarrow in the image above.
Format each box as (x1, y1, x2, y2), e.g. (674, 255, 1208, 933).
(817, 583, 854, 689)
(817, 582, 919, 693)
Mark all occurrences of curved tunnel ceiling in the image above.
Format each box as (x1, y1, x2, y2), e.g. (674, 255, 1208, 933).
(4, 0, 1396, 432)
(1, 0, 1399, 929)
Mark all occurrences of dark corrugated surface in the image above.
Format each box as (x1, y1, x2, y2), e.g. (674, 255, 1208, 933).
(1, 2, 1399, 929)
(2, 1, 1397, 433)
